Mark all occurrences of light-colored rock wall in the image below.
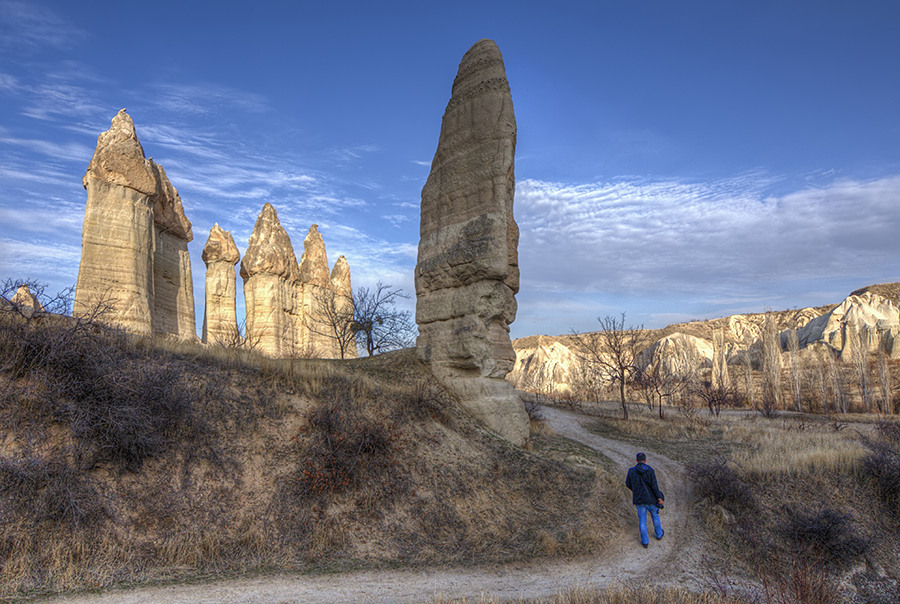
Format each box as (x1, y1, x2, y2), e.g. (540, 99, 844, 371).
(74, 109, 196, 340)
(202, 224, 240, 345)
(415, 39, 527, 445)
(240, 203, 300, 357)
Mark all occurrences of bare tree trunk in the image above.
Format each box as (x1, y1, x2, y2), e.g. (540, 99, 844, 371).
(762, 313, 782, 412)
(878, 349, 893, 415)
(851, 324, 871, 412)
(787, 329, 802, 412)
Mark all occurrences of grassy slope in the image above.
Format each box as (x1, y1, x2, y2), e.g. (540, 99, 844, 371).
(584, 402, 900, 602)
(0, 315, 618, 599)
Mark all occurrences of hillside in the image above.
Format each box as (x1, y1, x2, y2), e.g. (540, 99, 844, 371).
(0, 313, 617, 599)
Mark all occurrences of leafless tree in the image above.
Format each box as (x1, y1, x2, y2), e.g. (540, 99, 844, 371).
(877, 348, 893, 415)
(571, 313, 646, 420)
(760, 312, 782, 414)
(691, 377, 741, 417)
(851, 324, 872, 412)
(634, 364, 693, 419)
(827, 353, 848, 414)
(741, 333, 756, 408)
(786, 329, 803, 412)
(306, 287, 358, 359)
(352, 283, 416, 356)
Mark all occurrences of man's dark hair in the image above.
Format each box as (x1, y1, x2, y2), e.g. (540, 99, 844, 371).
(636, 452, 646, 462)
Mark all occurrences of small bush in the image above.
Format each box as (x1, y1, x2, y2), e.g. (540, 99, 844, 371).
(0, 455, 107, 528)
(293, 379, 400, 498)
(689, 460, 757, 512)
(861, 421, 900, 516)
(781, 507, 869, 568)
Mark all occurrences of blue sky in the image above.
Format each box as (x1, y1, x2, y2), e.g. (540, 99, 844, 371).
(1, 0, 899, 338)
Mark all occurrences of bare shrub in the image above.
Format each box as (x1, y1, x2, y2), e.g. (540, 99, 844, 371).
(689, 460, 757, 512)
(781, 507, 870, 569)
(0, 455, 107, 528)
(292, 379, 400, 498)
(861, 421, 900, 516)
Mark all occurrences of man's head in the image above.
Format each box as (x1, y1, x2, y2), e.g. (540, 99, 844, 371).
(636, 452, 646, 463)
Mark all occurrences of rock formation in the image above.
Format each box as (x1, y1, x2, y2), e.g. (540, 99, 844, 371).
(239, 207, 353, 359)
(508, 337, 578, 397)
(239, 203, 300, 358)
(10, 285, 44, 319)
(415, 39, 528, 445)
(298, 225, 338, 358)
(797, 292, 900, 360)
(74, 109, 196, 340)
(329, 255, 357, 359)
(202, 224, 241, 345)
(640, 332, 713, 378)
(150, 163, 196, 340)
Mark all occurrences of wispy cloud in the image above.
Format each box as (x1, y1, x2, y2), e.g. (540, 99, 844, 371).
(516, 175, 900, 303)
(0, 1, 86, 52)
(147, 82, 270, 115)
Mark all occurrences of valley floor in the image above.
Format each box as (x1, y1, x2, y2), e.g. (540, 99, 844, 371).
(44, 406, 714, 603)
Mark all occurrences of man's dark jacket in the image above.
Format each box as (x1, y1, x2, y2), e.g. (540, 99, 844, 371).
(626, 462, 664, 506)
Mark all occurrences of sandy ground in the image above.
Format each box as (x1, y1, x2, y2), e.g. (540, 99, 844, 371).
(46, 405, 708, 603)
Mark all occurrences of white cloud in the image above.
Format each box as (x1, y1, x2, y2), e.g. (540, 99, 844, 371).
(0, 1, 86, 52)
(515, 174, 900, 303)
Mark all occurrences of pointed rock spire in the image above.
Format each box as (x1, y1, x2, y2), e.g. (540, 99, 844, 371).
(414, 39, 527, 445)
(83, 108, 157, 195)
(240, 203, 299, 282)
(299, 224, 331, 287)
(202, 224, 240, 345)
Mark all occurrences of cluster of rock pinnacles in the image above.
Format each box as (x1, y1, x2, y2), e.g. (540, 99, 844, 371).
(73, 39, 529, 444)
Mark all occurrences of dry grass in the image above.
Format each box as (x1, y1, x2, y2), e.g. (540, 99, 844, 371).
(0, 316, 619, 599)
(434, 584, 743, 603)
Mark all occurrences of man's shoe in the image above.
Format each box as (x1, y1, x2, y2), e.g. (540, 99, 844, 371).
(656, 530, 665, 541)
(642, 543, 648, 549)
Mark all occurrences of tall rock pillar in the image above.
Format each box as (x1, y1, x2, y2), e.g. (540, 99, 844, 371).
(240, 204, 300, 357)
(330, 254, 357, 359)
(150, 163, 196, 340)
(297, 224, 338, 358)
(414, 39, 528, 445)
(202, 224, 241, 345)
(75, 109, 158, 336)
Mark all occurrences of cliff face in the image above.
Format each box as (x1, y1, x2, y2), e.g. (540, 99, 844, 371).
(415, 39, 527, 445)
(74, 109, 196, 340)
(508, 285, 900, 396)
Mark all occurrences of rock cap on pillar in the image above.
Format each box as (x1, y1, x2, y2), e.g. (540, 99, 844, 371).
(240, 203, 299, 282)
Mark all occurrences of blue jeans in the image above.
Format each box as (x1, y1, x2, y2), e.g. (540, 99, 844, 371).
(636, 504, 663, 545)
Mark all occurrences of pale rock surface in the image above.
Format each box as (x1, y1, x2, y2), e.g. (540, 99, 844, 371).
(415, 39, 527, 445)
(74, 109, 196, 340)
(797, 292, 900, 359)
(508, 338, 578, 396)
(202, 224, 241, 345)
(240, 204, 300, 357)
(639, 333, 713, 378)
(10, 285, 44, 319)
(298, 225, 339, 358)
(75, 109, 157, 336)
(330, 255, 357, 359)
(150, 163, 196, 341)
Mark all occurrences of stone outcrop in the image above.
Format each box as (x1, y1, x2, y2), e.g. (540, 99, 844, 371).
(10, 285, 44, 319)
(239, 207, 353, 359)
(240, 203, 300, 358)
(415, 39, 527, 445)
(797, 292, 900, 360)
(202, 224, 241, 345)
(508, 338, 578, 396)
(639, 332, 713, 378)
(329, 255, 357, 359)
(74, 109, 196, 340)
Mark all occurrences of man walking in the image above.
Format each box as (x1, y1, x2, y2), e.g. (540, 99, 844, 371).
(625, 452, 665, 548)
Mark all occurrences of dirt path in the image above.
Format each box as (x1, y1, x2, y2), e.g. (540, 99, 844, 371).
(47, 406, 707, 603)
